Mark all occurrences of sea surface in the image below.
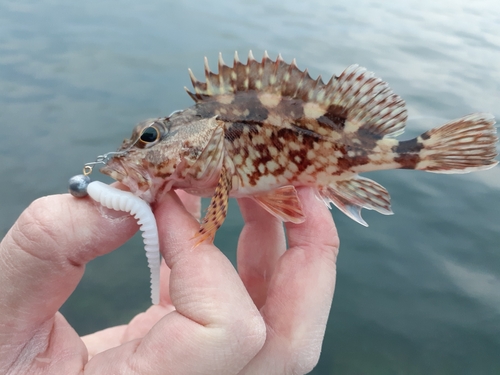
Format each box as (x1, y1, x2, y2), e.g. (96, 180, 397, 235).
(1, 0, 499, 373)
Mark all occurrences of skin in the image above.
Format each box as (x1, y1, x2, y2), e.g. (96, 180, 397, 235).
(0, 186, 339, 375)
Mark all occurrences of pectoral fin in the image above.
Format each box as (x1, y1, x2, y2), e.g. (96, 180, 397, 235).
(253, 185, 306, 224)
(195, 165, 232, 245)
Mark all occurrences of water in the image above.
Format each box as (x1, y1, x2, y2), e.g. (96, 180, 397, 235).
(1, 0, 499, 373)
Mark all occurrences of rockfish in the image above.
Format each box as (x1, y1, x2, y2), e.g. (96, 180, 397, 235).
(101, 51, 498, 242)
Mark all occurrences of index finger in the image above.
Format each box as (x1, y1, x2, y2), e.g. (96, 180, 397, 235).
(84, 190, 266, 375)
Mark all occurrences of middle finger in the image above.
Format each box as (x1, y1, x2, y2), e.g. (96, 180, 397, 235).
(236, 197, 286, 309)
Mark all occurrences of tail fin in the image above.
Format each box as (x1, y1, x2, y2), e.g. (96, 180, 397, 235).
(397, 113, 498, 174)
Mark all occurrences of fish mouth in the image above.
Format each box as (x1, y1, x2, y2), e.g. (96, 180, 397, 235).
(100, 158, 128, 182)
(100, 158, 156, 202)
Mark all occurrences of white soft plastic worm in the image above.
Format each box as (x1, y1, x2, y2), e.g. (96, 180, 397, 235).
(87, 181, 160, 305)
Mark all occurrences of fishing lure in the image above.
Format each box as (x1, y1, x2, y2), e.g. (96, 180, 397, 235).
(69, 146, 161, 304)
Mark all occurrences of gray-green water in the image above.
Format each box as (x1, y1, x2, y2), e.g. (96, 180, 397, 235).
(1, 0, 499, 373)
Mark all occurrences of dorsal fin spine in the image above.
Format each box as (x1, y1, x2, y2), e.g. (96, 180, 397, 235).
(218, 53, 225, 70)
(248, 50, 255, 62)
(188, 68, 197, 88)
(204, 56, 211, 76)
(203, 57, 214, 95)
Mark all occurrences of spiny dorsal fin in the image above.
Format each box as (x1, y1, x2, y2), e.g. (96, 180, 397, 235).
(185, 52, 408, 138)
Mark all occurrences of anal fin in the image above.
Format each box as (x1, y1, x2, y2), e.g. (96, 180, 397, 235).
(195, 165, 232, 245)
(253, 185, 306, 224)
(318, 175, 393, 226)
(317, 189, 368, 226)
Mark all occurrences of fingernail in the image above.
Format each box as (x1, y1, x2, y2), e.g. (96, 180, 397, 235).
(94, 201, 132, 220)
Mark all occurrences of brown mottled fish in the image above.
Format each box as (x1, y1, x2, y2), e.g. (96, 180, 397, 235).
(101, 51, 498, 243)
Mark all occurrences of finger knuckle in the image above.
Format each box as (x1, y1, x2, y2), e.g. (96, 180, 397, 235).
(232, 314, 267, 355)
(287, 338, 323, 374)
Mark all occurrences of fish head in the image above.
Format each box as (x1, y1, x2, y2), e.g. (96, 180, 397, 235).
(100, 110, 222, 202)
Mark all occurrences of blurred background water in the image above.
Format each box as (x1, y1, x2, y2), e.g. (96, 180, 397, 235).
(1, 0, 499, 373)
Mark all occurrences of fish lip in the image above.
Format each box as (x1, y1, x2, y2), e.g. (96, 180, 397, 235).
(100, 158, 127, 182)
(99, 157, 157, 202)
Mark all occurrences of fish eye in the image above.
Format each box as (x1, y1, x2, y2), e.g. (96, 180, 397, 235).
(139, 126, 160, 145)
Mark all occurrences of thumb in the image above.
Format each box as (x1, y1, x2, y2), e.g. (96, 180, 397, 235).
(0, 193, 138, 340)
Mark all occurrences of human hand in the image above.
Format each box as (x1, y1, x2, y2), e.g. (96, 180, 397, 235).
(0, 186, 339, 374)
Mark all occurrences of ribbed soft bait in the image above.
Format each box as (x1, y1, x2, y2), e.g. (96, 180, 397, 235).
(69, 174, 160, 305)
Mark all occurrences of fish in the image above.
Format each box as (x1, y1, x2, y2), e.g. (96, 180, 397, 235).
(100, 51, 498, 243)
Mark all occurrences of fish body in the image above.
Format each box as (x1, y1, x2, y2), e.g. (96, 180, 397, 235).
(101, 52, 498, 241)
